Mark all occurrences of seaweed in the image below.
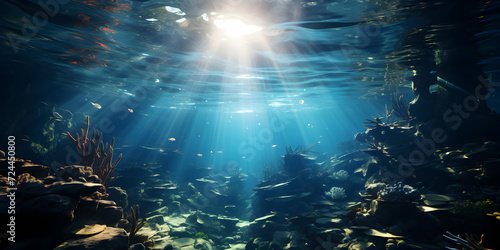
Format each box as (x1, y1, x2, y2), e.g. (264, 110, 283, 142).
(128, 205, 146, 245)
(196, 232, 210, 241)
(67, 116, 122, 186)
(451, 200, 499, 220)
(390, 92, 409, 120)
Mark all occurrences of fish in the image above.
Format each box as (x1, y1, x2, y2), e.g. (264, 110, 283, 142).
(197, 153, 203, 157)
(128, 108, 133, 113)
(265, 192, 312, 202)
(168, 138, 176, 141)
(91, 102, 102, 109)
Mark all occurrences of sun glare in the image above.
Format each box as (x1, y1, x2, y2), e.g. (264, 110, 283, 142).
(214, 17, 262, 38)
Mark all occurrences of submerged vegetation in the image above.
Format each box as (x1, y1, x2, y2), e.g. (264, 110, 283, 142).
(67, 116, 122, 186)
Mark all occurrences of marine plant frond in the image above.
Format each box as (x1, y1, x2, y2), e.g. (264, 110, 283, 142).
(390, 92, 409, 120)
(129, 205, 146, 244)
(66, 116, 121, 186)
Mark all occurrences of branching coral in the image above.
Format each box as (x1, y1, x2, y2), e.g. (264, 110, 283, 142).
(379, 182, 420, 202)
(67, 116, 122, 186)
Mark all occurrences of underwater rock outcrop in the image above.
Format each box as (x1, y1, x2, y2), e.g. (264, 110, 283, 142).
(0, 159, 132, 250)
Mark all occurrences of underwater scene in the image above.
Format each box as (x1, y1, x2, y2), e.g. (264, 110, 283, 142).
(1, 0, 500, 249)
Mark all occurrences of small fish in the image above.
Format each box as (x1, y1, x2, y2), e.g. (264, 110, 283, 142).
(197, 153, 203, 157)
(272, 145, 277, 148)
(217, 151, 222, 153)
(128, 108, 133, 113)
(168, 138, 176, 141)
(91, 102, 102, 109)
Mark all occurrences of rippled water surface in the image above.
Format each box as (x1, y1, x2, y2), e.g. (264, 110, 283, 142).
(1, 0, 500, 166)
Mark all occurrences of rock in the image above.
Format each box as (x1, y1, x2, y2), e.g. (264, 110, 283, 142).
(130, 243, 146, 250)
(97, 206, 124, 226)
(44, 181, 105, 198)
(170, 237, 195, 249)
(366, 183, 386, 196)
(272, 231, 310, 250)
(396, 240, 410, 250)
(195, 238, 213, 250)
(108, 186, 128, 208)
(388, 225, 402, 236)
(54, 227, 129, 250)
(71, 224, 107, 236)
(218, 216, 239, 231)
(56, 165, 93, 181)
(20, 194, 76, 226)
(385, 243, 397, 250)
(117, 219, 132, 232)
(0, 159, 50, 178)
(169, 226, 193, 237)
(44, 175, 59, 185)
(483, 159, 500, 180)
(370, 200, 418, 225)
(147, 214, 165, 224)
(74, 198, 117, 219)
(77, 177, 87, 182)
(347, 239, 377, 250)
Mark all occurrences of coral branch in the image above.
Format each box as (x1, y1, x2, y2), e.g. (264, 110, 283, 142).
(67, 116, 122, 186)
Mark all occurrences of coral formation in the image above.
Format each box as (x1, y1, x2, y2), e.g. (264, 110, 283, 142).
(332, 170, 349, 180)
(379, 182, 420, 202)
(67, 116, 122, 186)
(326, 187, 347, 201)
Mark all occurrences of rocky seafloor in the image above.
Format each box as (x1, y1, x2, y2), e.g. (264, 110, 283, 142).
(1, 119, 500, 250)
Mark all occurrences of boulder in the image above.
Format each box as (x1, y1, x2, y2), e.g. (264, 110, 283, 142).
(54, 227, 128, 250)
(271, 231, 310, 250)
(20, 194, 76, 226)
(97, 206, 124, 226)
(56, 165, 93, 181)
(44, 181, 105, 198)
(108, 186, 128, 208)
(147, 215, 165, 224)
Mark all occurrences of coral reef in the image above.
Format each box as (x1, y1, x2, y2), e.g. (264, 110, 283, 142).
(332, 170, 349, 180)
(67, 116, 122, 186)
(379, 182, 421, 202)
(326, 186, 347, 200)
(283, 143, 318, 175)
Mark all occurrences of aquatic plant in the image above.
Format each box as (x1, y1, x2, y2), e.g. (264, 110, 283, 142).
(128, 205, 146, 245)
(67, 116, 122, 186)
(326, 187, 346, 200)
(283, 143, 318, 174)
(379, 182, 420, 202)
(196, 232, 210, 241)
(390, 92, 409, 120)
(443, 231, 489, 250)
(451, 200, 499, 220)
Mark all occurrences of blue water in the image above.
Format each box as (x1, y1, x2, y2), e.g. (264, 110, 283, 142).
(1, 0, 499, 178)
